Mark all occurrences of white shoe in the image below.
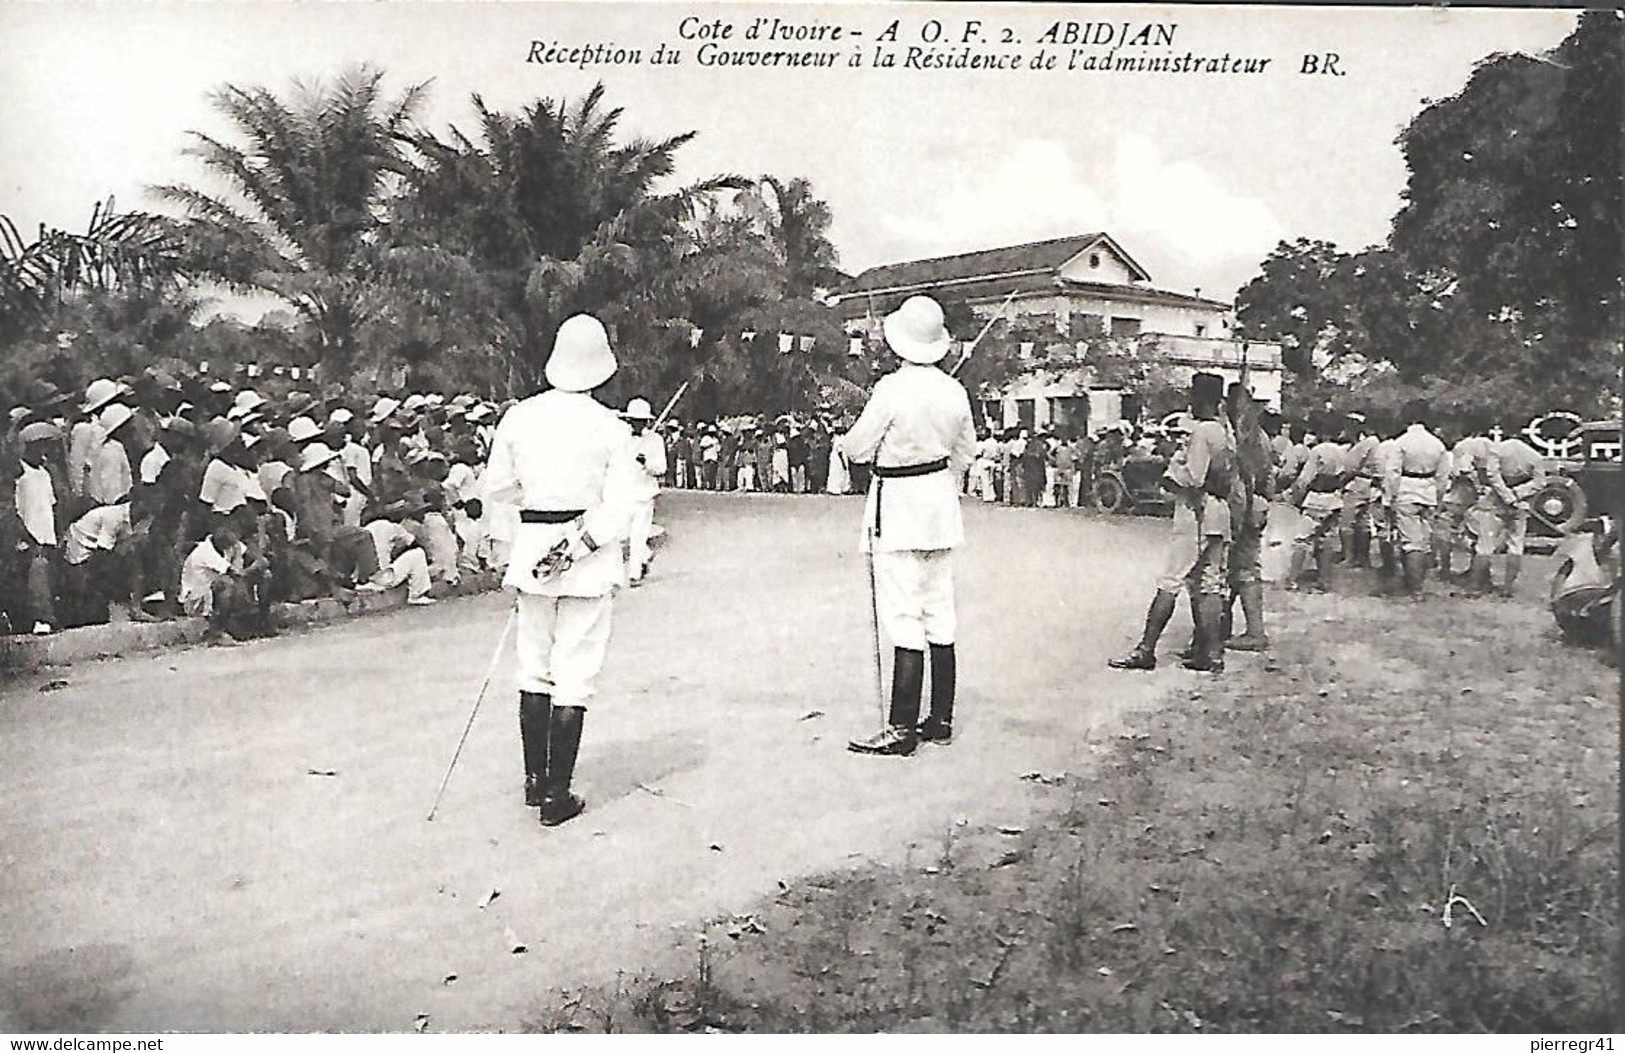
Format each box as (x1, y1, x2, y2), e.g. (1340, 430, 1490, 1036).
(32, 622, 54, 635)
(407, 595, 438, 606)
(355, 581, 386, 593)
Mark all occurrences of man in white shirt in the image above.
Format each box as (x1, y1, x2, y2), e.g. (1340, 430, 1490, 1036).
(180, 524, 247, 619)
(482, 314, 640, 826)
(14, 422, 62, 632)
(1383, 400, 1452, 597)
(69, 378, 122, 499)
(841, 295, 978, 756)
(622, 397, 668, 584)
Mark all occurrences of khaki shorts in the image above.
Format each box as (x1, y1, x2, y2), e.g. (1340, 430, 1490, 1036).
(1392, 497, 1436, 554)
(1229, 514, 1265, 586)
(1159, 525, 1228, 596)
(1472, 494, 1528, 557)
(1293, 501, 1341, 553)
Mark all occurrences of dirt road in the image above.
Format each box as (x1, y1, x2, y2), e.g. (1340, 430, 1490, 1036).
(2, 494, 1184, 1032)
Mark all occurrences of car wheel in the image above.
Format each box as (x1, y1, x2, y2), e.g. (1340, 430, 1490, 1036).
(1095, 476, 1127, 514)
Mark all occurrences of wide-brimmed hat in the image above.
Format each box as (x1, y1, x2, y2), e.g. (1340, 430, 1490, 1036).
(19, 421, 61, 443)
(328, 408, 355, 426)
(24, 378, 70, 410)
(299, 442, 340, 473)
(545, 314, 617, 392)
(401, 393, 428, 415)
(202, 417, 240, 451)
(882, 296, 953, 365)
(287, 416, 323, 443)
(369, 396, 401, 425)
(99, 402, 134, 435)
(227, 390, 268, 421)
(82, 378, 123, 414)
(624, 397, 654, 420)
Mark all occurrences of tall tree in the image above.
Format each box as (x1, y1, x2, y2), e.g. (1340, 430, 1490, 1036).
(749, 176, 842, 297)
(152, 66, 429, 379)
(394, 85, 746, 395)
(1237, 13, 1622, 421)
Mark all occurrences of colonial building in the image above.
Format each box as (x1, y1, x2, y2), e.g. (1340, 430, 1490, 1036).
(831, 232, 1282, 432)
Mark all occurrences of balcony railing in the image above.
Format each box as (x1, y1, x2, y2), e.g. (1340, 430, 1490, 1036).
(1145, 333, 1282, 368)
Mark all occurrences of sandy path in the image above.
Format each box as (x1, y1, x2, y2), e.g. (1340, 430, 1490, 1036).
(0, 494, 1186, 1032)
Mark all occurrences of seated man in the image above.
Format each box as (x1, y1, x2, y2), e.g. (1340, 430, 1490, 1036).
(60, 504, 135, 626)
(399, 450, 462, 586)
(287, 441, 382, 598)
(179, 520, 271, 640)
(361, 516, 437, 606)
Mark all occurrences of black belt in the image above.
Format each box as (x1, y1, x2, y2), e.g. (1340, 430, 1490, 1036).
(1309, 477, 1343, 493)
(519, 509, 584, 524)
(1401, 470, 1436, 478)
(871, 458, 949, 538)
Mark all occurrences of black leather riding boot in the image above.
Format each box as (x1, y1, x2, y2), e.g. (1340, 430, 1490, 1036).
(1110, 589, 1177, 669)
(921, 643, 956, 741)
(849, 648, 924, 755)
(539, 705, 586, 826)
(519, 691, 551, 807)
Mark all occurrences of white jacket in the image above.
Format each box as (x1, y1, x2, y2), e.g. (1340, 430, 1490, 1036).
(482, 390, 638, 597)
(841, 364, 977, 553)
(626, 430, 668, 503)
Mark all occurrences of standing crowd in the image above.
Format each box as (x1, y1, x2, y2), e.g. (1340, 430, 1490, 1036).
(1109, 383, 1553, 675)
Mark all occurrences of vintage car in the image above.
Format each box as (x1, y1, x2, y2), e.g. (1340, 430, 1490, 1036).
(1529, 418, 1621, 534)
(1546, 420, 1621, 661)
(1093, 447, 1174, 515)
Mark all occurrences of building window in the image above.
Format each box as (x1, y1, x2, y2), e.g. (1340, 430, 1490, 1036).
(1089, 253, 1101, 268)
(1077, 314, 1105, 338)
(1195, 323, 1207, 337)
(1111, 316, 1142, 338)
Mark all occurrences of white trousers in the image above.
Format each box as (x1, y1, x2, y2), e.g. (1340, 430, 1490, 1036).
(515, 592, 614, 706)
(373, 547, 431, 598)
(872, 549, 956, 651)
(628, 499, 655, 577)
(413, 513, 461, 584)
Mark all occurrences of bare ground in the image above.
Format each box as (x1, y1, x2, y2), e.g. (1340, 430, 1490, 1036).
(0, 493, 1208, 1033)
(534, 566, 1617, 1033)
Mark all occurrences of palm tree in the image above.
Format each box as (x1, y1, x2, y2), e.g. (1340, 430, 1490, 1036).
(394, 84, 748, 394)
(755, 175, 841, 297)
(1, 198, 186, 355)
(152, 66, 428, 379)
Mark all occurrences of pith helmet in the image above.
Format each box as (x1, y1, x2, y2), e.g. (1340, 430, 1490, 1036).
(545, 315, 618, 393)
(882, 296, 952, 366)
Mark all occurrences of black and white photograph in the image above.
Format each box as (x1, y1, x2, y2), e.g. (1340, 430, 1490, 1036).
(0, 0, 1619, 1036)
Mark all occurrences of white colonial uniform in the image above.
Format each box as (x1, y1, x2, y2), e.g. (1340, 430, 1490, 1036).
(626, 427, 667, 581)
(482, 389, 638, 707)
(842, 364, 978, 651)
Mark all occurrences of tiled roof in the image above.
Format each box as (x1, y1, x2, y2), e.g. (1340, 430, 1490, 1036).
(833, 274, 1230, 321)
(842, 233, 1147, 295)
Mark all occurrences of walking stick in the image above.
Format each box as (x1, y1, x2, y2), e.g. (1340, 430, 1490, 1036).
(426, 604, 517, 821)
(864, 525, 887, 726)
